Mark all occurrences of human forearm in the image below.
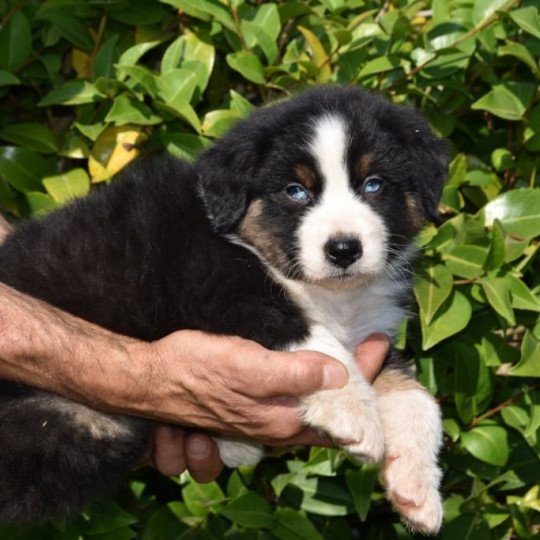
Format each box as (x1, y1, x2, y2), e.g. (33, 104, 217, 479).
(0, 281, 143, 409)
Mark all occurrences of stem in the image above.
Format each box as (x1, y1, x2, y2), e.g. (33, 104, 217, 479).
(469, 383, 540, 428)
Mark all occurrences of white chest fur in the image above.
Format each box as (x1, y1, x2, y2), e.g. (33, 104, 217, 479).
(282, 273, 408, 355)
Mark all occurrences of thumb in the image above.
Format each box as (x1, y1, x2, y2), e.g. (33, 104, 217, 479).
(355, 334, 390, 383)
(251, 350, 349, 397)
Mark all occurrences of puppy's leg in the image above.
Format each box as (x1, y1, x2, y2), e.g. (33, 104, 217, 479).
(213, 437, 264, 468)
(373, 367, 443, 535)
(295, 328, 385, 463)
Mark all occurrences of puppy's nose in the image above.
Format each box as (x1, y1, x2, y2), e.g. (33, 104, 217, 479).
(324, 237, 362, 268)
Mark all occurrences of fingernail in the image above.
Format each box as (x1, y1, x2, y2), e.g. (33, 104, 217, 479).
(323, 364, 348, 389)
(187, 436, 211, 459)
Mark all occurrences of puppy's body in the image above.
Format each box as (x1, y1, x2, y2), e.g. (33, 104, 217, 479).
(0, 87, 448, 533)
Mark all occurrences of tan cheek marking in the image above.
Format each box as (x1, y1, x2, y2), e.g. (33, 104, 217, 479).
(405, 193, 424, 228)
(238, 199, 287, 268)
(294, 164, 316, 190)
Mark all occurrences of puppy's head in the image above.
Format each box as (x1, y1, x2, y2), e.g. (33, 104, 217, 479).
(197, 86, 449, 288)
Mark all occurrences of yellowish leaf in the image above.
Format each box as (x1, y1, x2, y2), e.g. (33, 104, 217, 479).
(71, 49, 91, 79)
(297, 26, 332, 83)
(89, 126, 148, 183)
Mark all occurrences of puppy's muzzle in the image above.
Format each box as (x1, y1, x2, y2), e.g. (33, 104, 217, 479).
(324, 236, 362, 268)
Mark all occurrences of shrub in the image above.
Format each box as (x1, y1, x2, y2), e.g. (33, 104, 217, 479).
(0, 0, 538, 538)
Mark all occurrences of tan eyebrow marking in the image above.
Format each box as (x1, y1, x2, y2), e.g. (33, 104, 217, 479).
(356, 153, 372, 179)
(294, 164, 316, 190)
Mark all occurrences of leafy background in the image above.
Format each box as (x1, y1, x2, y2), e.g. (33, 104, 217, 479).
(0, 0, 539, 538)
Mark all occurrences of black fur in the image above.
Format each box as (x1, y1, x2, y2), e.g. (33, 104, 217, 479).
(0, 86, 448, 523)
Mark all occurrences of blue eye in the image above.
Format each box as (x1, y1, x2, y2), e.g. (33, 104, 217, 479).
(363, 176, 384, 195)
(286, 184, 310, 204)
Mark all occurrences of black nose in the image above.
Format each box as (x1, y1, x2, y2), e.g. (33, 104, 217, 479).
(324, 237, 362, 268)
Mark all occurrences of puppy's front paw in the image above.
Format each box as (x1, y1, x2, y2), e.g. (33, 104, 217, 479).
(214, 437, 264, 468)
(383, 455, 443, 534)
(301, 385, 385, 464)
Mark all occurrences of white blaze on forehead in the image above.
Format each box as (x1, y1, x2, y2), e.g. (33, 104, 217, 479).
(310, 115, 349, 191)
(296, 113, 388, 284)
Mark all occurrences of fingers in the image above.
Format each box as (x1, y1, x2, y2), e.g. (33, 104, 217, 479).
(185, 434, 224, 483)
(153, 425, 187, 476)
(355, 333, 391, 383)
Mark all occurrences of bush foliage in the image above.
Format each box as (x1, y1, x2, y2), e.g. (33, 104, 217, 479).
(0, 0, 539, 538)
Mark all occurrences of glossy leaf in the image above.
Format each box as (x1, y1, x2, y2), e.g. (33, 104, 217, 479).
(0, 11, 32, 70)
(414, 263, 453, 325)
(0, 124, 58, 154)
(421, 290, 472, 349)
(461, 422, 510, 466)
(483, 189, 540, 240)
(226, 52, 265, 84)
(42, 168, 90, 203)
(221, 493, 273, 528)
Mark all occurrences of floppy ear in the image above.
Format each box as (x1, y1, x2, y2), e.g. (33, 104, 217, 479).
(410, 130, 451, 223)
(196, 143, 255, 234)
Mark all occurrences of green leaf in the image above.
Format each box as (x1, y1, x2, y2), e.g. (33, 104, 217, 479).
(116, 41, 161, 74)
(444, 245, 487, 279)
(358, 56, 401, 78)
(25, 192, 58, 216)
(92, 34, 120, 80)
(252, 3, 281, 40)
(461, 422, 510, 466)
(41, 8, 94, 50)
(472, 0, 513, 25)
(508, 331, 540, 377)
(201, 109, 242, 138)
(414, 263, 453, 325)
(0, 10, 32, 71)
(0, 147, 53, 193)
(483, 189, 540, 240)
(498, 42, 540, 77)
(182, 480, 226, 518)
(0, 124, 58, 154)
(116, 65, 159, 97)
(42, 168, 90, 203)
(105, 95, 161, 126)
(484, 220, 506, 271)
(510, 6, 540, 39)
(242, 20, 278, 64)
(161, 32, 215, 92)
(507, 274, 540, 312)
(345, 467, 377, 521)
(156, 69, 198, 107)
(454, 343, 493, 423)
(160, 133, 211, 161)
(421, 290, 472, 349)
(163, 0, 236, 32)
(481, 277, 516, 325)
(0, 70, 20, 88)
(289, 476, 354, 516)
(39, 81, 106, 106)
(226, 51, 265, 84)
(471, 83, 535, 121)
(273, 509, 323, 540)
(221, 492, 273, 529)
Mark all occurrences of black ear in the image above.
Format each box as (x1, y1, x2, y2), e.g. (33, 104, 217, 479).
(196, 143, 254, 234)
(407, 125, 451, 223)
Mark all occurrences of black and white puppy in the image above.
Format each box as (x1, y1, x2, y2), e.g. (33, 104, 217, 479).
(0, 86, 448, 533)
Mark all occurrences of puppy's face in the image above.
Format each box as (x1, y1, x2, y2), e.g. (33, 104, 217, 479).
(198, 87, 449, 288)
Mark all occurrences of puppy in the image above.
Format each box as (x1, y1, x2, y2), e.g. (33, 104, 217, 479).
(0, 86, 449, 533)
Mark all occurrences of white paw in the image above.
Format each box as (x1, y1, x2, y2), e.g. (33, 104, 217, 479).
(301, 385, 385, 464)
(214, 437, 264, 468)
(383, 455, 443, 535)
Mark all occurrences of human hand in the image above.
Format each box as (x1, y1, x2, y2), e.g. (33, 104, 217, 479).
(146, 332, 390, 478)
